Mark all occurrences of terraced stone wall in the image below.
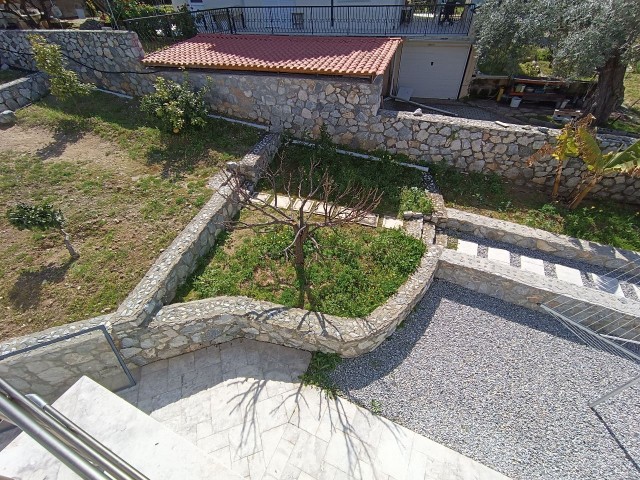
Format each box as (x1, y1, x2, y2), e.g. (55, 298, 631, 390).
(0, 72, 48, 112)
(342, 110, 639, 204)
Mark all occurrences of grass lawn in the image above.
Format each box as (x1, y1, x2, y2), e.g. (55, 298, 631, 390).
(429, 162, 640, 251)
(176, 209, 425, 317)
(261, 143, 432, 217)
(0, 92, 260, 340)
(0, 69, 26, 85)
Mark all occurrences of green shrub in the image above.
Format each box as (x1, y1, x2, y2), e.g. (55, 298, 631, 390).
(7, 203, 64, 231)
(141, 75, 210, 134)
(399, 186, 433, 216)
(300, 352, 342, 397)
(28, 35, 92, 101)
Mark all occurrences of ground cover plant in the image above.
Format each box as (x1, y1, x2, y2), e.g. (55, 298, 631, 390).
(0, 69, 25, 85)
(264, 141, 427, 217)
(429, 162, 640, 251)
(177, 209, 425, 317)
(0, 91, 259, 340)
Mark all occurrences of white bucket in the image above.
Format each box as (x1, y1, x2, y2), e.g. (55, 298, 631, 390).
(76, 8, 86, 19)
(510, 97, 522, 108)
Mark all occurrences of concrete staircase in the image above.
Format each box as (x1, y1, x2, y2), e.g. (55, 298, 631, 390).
(0, 376, 243, 480)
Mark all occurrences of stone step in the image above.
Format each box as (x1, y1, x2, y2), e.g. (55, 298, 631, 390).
(554, 264, 584, 287)
(0, 377, 242, 480)
(451, 236, 639, 303)
(487, 247, 511, 265)
(456, 239, 479, 256)
(438, 249, 640, 342)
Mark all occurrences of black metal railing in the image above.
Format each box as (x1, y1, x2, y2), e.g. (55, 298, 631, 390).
(124, 2, 475, 49)
(123, 10, 200, 52)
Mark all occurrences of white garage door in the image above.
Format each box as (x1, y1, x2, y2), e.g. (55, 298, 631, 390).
(397, 42, 470, 99)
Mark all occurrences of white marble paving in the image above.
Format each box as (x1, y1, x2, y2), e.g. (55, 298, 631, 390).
(486, 247, 511, 265)
(554, 264, 584, 287)
(117, 339, 509, 480)
(382, 216, 403, 230)
(520, 256, 545, 276)
(456, 239, 479, 256)
(590, 273, 624, 297)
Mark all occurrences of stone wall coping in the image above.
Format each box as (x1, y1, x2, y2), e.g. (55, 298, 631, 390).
(115, 243, 443, 364)
(441, 208, 640, 272)
(0, 314, 113, 356)
(0, 72, 41, 89)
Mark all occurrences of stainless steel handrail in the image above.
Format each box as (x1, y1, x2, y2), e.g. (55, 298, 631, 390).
(0, 378, 149, 480)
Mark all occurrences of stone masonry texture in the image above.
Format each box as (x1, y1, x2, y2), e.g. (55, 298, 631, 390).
(0, 72, 48, 112)
(1, 29, 637, 204)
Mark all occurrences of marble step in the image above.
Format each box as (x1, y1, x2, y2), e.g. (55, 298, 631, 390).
(0, 377, 242, 480)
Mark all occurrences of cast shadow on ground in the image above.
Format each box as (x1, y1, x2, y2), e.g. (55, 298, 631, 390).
(35, 120, 85, 161)
(8, 259, 75, 311)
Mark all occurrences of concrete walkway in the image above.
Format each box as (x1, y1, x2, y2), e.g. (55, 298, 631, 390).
(118, 339, 509, 479)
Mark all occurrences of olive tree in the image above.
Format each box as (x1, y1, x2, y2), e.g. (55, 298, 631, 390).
(475, 0, 640, 125)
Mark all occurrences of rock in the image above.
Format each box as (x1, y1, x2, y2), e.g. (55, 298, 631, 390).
(0, 110, 17, 125)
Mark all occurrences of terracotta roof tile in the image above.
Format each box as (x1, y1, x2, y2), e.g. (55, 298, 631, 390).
(142, 34, 402, 78)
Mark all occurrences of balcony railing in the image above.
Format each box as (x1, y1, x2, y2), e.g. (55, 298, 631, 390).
(124, 3, 475, 50)
(193, 3, 475, 37)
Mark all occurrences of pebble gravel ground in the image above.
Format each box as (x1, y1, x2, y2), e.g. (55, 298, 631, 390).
(330, 280, 640, 480)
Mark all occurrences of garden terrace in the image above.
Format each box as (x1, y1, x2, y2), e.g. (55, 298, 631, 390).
(427, 161, 640, 252)
(176, 209, 426, 317)
(0, 91, 260, 340)
(260, 143, 432, 218)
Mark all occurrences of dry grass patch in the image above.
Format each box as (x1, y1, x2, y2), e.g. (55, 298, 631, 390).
(0, 92, 260, 340)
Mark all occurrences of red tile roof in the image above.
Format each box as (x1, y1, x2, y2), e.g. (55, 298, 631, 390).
(142, 34, 402, 79)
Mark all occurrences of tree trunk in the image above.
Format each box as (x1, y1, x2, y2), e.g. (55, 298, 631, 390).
(569, 176, 601, 210)
(583, 54, 627, 126)
(293, 225, 308, 308)
(552, 160, 564, 199)
(60, 229, 79, 259)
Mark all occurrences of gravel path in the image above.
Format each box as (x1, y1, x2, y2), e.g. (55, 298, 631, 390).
(330, 280, 640, 480)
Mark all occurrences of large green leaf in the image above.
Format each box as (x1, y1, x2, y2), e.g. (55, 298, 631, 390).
(575, 126, 604, 172)
(604, 140, 640, 174)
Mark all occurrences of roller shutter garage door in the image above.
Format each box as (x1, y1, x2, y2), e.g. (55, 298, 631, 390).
(397, 42, 470, 99)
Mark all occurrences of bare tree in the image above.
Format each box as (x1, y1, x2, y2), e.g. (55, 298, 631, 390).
(223, 150, 383, 308)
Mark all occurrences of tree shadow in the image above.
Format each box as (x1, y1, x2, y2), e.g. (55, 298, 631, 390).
(35, 119, 86, 161)
(8, 258, 76, 311)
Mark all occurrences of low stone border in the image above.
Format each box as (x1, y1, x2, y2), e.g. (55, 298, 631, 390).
(0, 72, 48, 112)
(113, 133, 281, 328)
(114, 243, 443, 366)
(438, 208, 640, 273)
(436, 249, 640, 340)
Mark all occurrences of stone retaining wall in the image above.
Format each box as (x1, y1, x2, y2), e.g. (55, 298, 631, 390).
(1, 29, 637, 203)
(0, 315, 132, 402)
(0, 72, 48, 111)
(114, 133, 281, 330)
(347, 111, 639, 204)
(113, 244, 443, 366)
(439, 208, 640, 273)
(436, 249, 640, 340)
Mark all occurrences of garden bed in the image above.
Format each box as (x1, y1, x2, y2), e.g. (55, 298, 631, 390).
(177, 209, 426, 317)
(0, 91, 260, 340)
(263, 142, 433, 218)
